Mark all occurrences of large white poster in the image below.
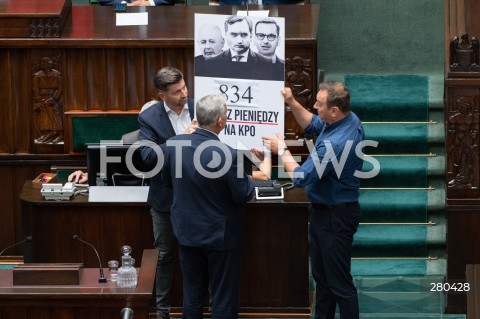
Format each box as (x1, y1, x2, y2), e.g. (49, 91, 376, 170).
(194, 13, 285, 150)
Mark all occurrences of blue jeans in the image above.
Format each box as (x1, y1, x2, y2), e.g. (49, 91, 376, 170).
(309, 203, 361, 319)
(151, 208, 176, 317)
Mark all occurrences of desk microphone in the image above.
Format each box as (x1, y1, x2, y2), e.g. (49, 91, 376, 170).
(0, 236, 32, 256)
(73, 235, 107, 283)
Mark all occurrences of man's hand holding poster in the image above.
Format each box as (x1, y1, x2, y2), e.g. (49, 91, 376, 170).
(194, 13, 285, 150)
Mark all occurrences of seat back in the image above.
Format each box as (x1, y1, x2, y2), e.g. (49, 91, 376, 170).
(121, 129, 140, 144)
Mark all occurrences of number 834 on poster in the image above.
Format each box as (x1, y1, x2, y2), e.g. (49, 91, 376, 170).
(195, 77, 285, 151)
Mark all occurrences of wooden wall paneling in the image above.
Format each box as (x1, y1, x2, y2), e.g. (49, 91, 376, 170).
(239, 204, 309, 308)
(464, 0, 472, 34)
(0, 167, 15, 252)
(95, 205, 153, 265)
(143, 47, 195, 100)
(98, 308, 113, 319)
(14, 164, 51, 248)
(25, 205, 85, 263)
(86, 49, 108, 110)
(105, 48, 127, 111)
(27, 307, 50, 319)
(183, 48, 196, 97)
(11, 167, 31, 254)
(59, 206, 100, 264)
(0, 49, 14, 155)
(1, 308, 27, 319)
(125, 48, 146, 110)
(25, 205, 152, 265)
(1, 164, 45, 254)
(13, 49, 34, 154)
(64, 48, 88, 111)
(56, 47, 200, 112)
(466, 0, 480, 36)
(31, 206, 88, 263)
(445, 0, 465, 37)
(445, 81, 480, 201)
(172, 48, 195, 94)
(51, 307, 76, 319)
(1, 162, 65, 256)
(64, 114, 73, 154)
(143, 48, 164, 103)
(446, 206, 480, 313)
(75, 307, 100, 319)
(455, 0, 466, 35)
(466, 264, 480, 318)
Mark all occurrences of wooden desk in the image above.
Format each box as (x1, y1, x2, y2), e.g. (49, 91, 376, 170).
(20, 181, 312, 317)
(0, 249, 157, 319)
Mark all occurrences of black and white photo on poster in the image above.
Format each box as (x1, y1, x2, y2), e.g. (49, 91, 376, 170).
(194, 13, 285, 150)
(195, 14, 284, 80)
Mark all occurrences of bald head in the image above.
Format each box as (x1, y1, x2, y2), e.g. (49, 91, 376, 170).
(197, 23, 225, 59)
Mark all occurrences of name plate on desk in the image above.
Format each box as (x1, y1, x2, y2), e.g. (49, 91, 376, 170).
(13, 263, 83, 285)
(89, 186, 149, 203)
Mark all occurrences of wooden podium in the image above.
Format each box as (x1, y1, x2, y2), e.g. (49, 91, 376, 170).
(0, 249, 157, 319)
(20, 182, 313, 317)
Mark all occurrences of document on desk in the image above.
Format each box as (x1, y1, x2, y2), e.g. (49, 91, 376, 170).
(88, 186, 149, 203)
(116, 12, 148, 26)
(236, 10, 269, 17)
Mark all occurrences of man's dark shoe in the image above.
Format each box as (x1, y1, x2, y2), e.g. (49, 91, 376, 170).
(156, 314, 170, 319)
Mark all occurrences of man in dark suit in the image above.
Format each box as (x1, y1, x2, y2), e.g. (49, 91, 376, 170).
(253, 18, 284, 64)
(196, 15, 283, 81)
(138, 67, 197, 319)
(162, 94, 255, 319)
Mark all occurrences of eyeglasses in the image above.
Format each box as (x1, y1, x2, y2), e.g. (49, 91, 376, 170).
(255, 33, 277, 41)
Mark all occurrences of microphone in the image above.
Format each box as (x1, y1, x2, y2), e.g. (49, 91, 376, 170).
(73, 235, 107, 283)
(0, 236, 32, 256)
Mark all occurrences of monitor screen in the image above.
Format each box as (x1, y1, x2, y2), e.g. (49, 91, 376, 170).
(86, 143, 150, 187)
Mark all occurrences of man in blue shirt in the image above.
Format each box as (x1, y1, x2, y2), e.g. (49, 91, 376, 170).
(261, 81, 364, 319)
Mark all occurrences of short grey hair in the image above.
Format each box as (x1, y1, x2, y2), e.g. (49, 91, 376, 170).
(318, 81, 350, 113)
(196, 94, 227, 127)
(154, 67, 184, 92)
